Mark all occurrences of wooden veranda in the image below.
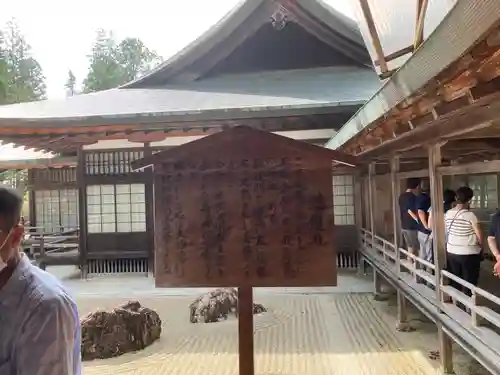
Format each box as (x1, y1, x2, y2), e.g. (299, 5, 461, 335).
(326, 2, 500, 374)
(0, 158, 81, 271)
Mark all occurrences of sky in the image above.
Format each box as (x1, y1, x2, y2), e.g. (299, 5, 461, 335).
(0, 0, 355, 160)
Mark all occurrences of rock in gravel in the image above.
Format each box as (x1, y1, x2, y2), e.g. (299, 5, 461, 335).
(81, 300, 162, 361)
(189, 288, 267, 323)
(253, 303, 266, 314)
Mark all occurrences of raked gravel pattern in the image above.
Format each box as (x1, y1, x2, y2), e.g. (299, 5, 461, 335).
(79, 293, 437, 375)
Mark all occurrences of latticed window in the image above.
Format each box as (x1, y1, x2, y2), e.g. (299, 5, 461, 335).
(445, 174, 498, 210)
(35, 189, 79, 233)
(85, 150, 144, 175)
(87, 184, 146, 233)
(332, 175, 355, 225)
(468, 175, 498, 210)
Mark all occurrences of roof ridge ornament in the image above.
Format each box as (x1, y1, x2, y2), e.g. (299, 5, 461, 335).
(270, 4, 289, 31)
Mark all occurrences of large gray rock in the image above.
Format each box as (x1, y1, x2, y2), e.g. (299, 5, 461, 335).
(81, 301, 162, 361)
(189, 288, 267, 323)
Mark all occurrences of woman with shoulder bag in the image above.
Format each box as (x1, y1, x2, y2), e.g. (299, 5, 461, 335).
(444, 186, 484, 296)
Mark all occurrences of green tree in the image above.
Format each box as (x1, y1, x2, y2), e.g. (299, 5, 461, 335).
(0, 168, 28, 204)
(1, 19, 46, 104)
(116, 37, 161, 82)
(0, 31, 8, 103)
(82, 29, 122, 93)
(0, 169, 27, 189)
(65, 69, 77, 96)
(82, 29, 161, 93)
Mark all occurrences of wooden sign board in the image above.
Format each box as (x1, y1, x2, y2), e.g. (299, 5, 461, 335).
(137, 127, 344, 288)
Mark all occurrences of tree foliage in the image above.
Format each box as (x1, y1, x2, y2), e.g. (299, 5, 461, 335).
(0, 20, 45, 201)
(82, 29, 162, 93)
(0, 169, 27, 189)
(0, 32, 7, 103)
(0, 19, 46, 104)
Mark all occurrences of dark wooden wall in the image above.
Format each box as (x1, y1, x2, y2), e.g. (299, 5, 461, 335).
(332, 173, 358, 262)
(72, 143, 361, 273)
(79, 147, 154, 265)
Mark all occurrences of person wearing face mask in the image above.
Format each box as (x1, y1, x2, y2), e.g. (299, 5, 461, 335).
(0, 186, 81, 375)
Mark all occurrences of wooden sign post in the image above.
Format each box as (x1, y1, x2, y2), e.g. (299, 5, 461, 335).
(131, 126, 357, 375)
(239, 286, 254, 375)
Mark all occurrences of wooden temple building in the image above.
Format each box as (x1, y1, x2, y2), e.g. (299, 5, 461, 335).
(0, 0, 380, 274)
(325, 1, 500, 374)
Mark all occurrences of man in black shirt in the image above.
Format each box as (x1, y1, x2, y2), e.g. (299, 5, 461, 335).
(398, 178, 421, 255)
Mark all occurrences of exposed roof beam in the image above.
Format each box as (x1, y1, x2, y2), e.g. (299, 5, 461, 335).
(326, 0, 500, 151)
(358, 0, 388, 74)
(359, 92, 500, 160)
(0, 111, 354, 152)
(374, 45, 414, 67)
(414, 0, 429, 50)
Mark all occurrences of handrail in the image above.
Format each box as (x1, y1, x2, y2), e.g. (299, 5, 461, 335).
(361, 229, 436, 287)
(360, 227, 500, 351)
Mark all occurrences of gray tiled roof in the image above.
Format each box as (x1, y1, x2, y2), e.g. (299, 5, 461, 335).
(0, 67, 380, 125)
(124, 0, 369, 88)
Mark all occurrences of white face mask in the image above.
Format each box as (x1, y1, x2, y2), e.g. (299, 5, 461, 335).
(0, 228, 14, 273)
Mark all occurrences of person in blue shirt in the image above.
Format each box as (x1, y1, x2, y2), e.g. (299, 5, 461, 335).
(398, 178, 421, 255)
(0, 186, 81, 375)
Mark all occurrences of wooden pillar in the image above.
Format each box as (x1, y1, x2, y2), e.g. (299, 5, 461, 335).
(363, 177, 370, 229)
(354, 174, 367, 274)
(428, 143, 454, 374)
(354, 173, 363, 234)
(391, 156, 409, 328)
(77, 148, 88, 278)
(373, 268, 383, 294)
(368, 163, 376, 238)
(437, 328, 454, 374)
(238, 286, 255, 375)
(28, 190, 35, 226)
(368, 163, 381, 293)
(143, 142, 155, 273)
(396, 289, 408, 326)
(390, 156, 401, 271)
(28, 172, 36, 227)
(428, 144, 445, 294)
